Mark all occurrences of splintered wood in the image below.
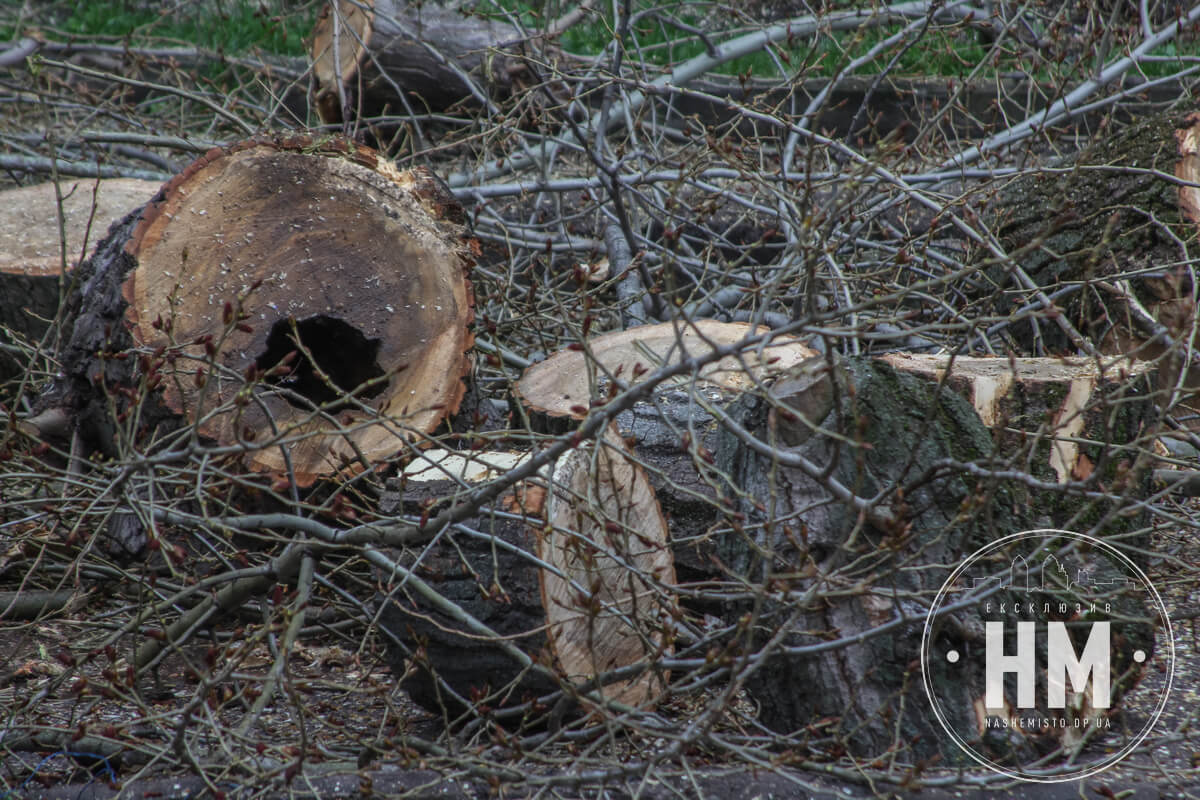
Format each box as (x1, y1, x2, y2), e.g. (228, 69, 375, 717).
(880, 354, 1154, 484)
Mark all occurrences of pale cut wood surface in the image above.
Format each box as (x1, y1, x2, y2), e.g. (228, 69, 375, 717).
(541, 423, 675, 709)
(514, 320, 818, 425)
(378, 428, 675, 713)
(0, 178, 160, 275)
(880, 353, 1154, 483)
(0, 178, 160, 354)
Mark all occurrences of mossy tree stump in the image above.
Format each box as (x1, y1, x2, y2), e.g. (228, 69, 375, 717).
(712, 355, 1158, 763)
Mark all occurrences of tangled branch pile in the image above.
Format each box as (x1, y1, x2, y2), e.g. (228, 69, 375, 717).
(2, 0, 1200, 796)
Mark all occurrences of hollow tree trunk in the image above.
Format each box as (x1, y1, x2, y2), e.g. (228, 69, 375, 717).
(309, 0, 536, 123)
(43, 136, 474, 485)
(0, 179, 159, 377)
(375, 423, 676, 716)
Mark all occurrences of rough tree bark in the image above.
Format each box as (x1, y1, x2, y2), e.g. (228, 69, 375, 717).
(41, 136, 475, 485)
(516, 323, 1159, 760)
(376, 423, 676, 715)
(880, 353, 1156, 491)
(975, 109, 1200, 405)
(714, 354, 1158, 763)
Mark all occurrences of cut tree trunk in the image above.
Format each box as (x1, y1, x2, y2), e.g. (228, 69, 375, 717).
(515, 328, 1159, 761)
(879, 353, 1156, 490)
(0, 179, 159, 378)
(309, 0, 537, 123)
(46, 136, 474, 485)
(513, 320, 818, 582)
(711, 355, 1158, 764)
(376, 423, 676, 715)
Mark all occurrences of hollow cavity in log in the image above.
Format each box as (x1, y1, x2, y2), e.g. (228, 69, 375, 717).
(62, 136, 478, 484)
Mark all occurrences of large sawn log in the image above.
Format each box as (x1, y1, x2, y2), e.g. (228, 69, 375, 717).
(40, 136, 475, 485)
(716, 354, 1158, 764)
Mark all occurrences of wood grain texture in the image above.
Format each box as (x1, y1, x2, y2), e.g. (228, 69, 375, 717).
(121, 137, 474, 482)
(0, 179, 159, 342)
(540, 423, 675, 709)
(377, 426, 675, 714)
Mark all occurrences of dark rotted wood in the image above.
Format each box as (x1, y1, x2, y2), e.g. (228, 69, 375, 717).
(43, 136, 475, 485)
(711, 356, 1157, 764)
(377, 427, 676, 717)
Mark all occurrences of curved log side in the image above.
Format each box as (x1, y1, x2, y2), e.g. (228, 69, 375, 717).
(308, 0, 536, 122)
(377, 425, 675, 718)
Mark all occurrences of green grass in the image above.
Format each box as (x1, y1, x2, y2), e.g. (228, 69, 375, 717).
(10, 1, 315, 56)
(5, 0, 1195, 82)
(478, 0, 1195, 82)
(475, 0, 1018, 80)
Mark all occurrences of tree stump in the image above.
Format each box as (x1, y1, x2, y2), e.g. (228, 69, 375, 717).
(46, 137, 474, 484)
(376, 424, 676, 716)
(513, 320, 818, 582)
(309, 0, 534, 122)
(517, 327, 1160, 761)
(712, 355, 1159, 763)
(0, 179, 159, 379)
